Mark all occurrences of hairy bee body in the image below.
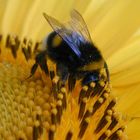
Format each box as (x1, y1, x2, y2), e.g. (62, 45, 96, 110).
(30, 10, 109, 91)
(46, 31, 103, 69)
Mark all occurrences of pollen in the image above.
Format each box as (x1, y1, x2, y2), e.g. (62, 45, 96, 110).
(0, 34, 128, 140)
(52, 35, 62, 48)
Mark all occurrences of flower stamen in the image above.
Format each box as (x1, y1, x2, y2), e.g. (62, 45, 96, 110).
(65, 131, 73, 140)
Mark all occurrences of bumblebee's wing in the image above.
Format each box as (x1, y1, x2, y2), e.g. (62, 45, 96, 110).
(70, 9, 92, 42)
(43, 13, 81, 58)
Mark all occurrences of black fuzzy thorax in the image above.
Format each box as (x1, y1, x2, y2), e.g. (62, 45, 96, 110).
(47, 31, 103, 72)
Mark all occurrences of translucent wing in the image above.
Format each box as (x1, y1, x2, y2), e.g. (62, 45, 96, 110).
(70, 9, 92, 42)
(43, 13, 81, 58)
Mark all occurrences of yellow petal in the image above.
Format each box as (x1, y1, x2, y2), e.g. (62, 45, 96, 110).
(85, 0, 140, 58)
(114, 84, 140, 139)
(108, 35, 140, 87)
(115, 84, 140, 115)
(127, 120, 140, 140)
(1, 0, 34, 35)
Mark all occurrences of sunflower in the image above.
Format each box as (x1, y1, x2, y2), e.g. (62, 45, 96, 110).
(0, 0, 140, 140)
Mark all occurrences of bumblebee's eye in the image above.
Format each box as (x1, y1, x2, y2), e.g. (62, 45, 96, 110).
(52, 34, 62, 47)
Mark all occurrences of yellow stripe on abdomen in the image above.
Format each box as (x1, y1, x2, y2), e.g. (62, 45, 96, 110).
(78, 59, 104, 71)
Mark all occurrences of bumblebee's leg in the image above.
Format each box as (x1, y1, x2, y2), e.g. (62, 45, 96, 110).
(35, 51, 49, 75)
(82, 72, 99, 86)
(26, 63, 38, 79)
(56, 62, 69, 88)
(28, 51, 48, 79)
(30, 63, 38, 77)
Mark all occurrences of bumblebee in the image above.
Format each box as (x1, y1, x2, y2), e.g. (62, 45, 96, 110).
(29, 10, 109, 91)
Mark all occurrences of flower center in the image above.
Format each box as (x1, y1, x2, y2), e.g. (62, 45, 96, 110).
(0, 34, 128, 140)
